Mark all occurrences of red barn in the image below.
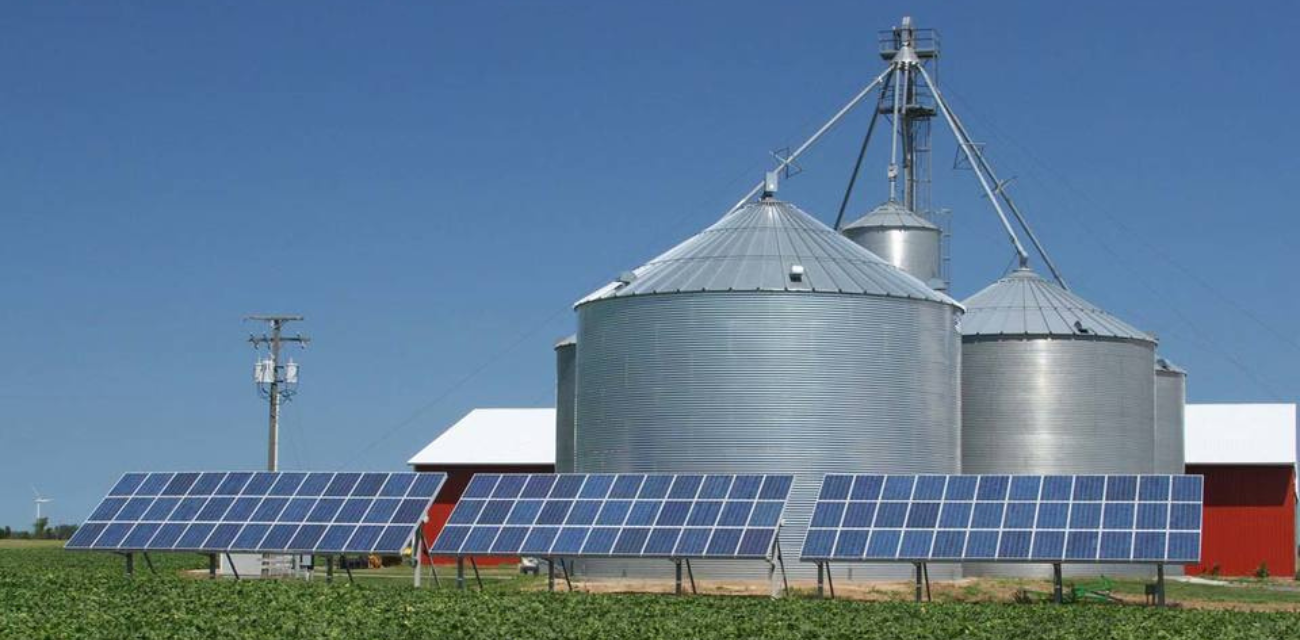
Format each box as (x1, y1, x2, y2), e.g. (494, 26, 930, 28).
(408, 408, 555, 565)
(1184, 403, 1297, 577)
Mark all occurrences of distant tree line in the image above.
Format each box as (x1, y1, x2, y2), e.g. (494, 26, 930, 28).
(0, 518, 77, 540)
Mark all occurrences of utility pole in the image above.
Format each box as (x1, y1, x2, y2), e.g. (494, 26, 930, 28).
(247, 315, 309, 472)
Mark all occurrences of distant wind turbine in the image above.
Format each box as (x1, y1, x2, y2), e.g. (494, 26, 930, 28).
(32, 486, 52, 520)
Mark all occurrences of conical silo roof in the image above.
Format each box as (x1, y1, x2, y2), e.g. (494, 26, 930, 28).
(841, 199, 939, 231)
(577, 198, 958, 306)
(1156, 356, 1186, 375)
(960, 268, 1154, 342)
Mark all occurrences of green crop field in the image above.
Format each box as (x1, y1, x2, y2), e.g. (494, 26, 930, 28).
(3, 546, 1300, 639)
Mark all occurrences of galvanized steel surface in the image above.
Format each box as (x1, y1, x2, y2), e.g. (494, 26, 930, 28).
(961, 337, 1156, 578)
(574, 291, 962, 580)
(577, 199, 955, 306)
(554, 336, 577, 474)
(840, 201, 942, 289)
(961, 269, 1154, 341)
(1155, 358, 1188, 475)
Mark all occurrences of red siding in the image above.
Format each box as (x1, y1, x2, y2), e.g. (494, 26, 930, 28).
(413, 463, 554, 566)
(1185, 465, 1296, 577)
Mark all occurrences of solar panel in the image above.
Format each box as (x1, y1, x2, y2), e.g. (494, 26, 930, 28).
(800, 474, 1202, 564)
(430, 473, 794, 559)
(66, 471, 447, 555)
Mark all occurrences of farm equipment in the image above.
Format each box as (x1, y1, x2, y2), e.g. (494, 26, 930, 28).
(1016, 576, 1123, 604)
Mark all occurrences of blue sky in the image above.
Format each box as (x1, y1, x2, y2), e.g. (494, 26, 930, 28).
(2, 1, 1296, 528)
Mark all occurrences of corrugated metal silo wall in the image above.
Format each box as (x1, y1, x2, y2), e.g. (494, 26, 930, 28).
(555, 342, 577, 473)
(842, 228, 941, 288)
(573, 291, 961, 581)
(1154, 370, 1186, 474)
(961, 336, 1156, 578)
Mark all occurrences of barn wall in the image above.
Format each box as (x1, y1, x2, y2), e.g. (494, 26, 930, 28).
(413, 463, 554, 566)
(1185, 464, 1296, 577)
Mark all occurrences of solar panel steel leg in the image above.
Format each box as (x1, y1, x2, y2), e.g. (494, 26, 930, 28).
(914, 563, 923, 603)
(1052, 563, 1064, 604)
(686, 559, 696, 595)
(456, 557, 465, 591)
(208, 553, 216, 579)
(225, 553, 240, 580)
(470, 557, 483, 590)
(326, 556, 334, 583)
(126, 553, 135, 578)
(560, 558, 573, 592)
(143, 553, 156, 575)
(341, 555, 354, 584)
(1157, 564, 1166, 607)
(675, 560, 683, 596)
(547, 558, 556, 592)
(430, 559, 439, 588)
(923, 562, 931, 602)
(413, 532, 423, 588)
(826, 563, 835, 599)
(816, 563, 824, 598)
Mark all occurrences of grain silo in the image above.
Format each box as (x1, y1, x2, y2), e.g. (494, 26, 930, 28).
(1154, 357, 1187, 474)
(554, 335, 577, 473)
(840, 200, 945, 291)
(960, 267, 1157, 577)
(572, 190, 962, 580)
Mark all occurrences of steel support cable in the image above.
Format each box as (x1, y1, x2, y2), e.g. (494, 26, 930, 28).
(919, 67, 1069, 290)
(940, 84, 1300, 356)
(914, 63, 1031, 267)
(729, 65, 895, 213)
(834, 70, 893, 230)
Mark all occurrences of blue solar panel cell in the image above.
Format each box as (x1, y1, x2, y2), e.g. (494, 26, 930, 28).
(582, 528, 618, 554)
(938, 502, 972, 529)
(655, 501, 691, 527)
(521, 475, 556, 499)
(614, 528, 650, 555)
(196, 497, 233, 522)
(644, 528, 679, 555)
(849, 475, 883, 501)
(335, 499, 372, 524)
(375, 526, 414, 553)
(1103, 503, 1135, 530)
(749, 501, 784, 528)
(232, 524, 271, 550)
(699, 476, 732, 500)
(89, 498, 127, 521)
(537, 500, 573, 525)
(492, 475, 527, 499)
(1069, 503, 1102, 529)
(866, 530, 901, 558)
(151, 523, 187, 549)
(116, 498, 152, 521)
(67, 523, 107, 548)
(998, 531, 1031, 559)
(578, 475, 613, 499)
(1036, 502, 1068, 529)
(737, 529, 774, 556)
(206, 523, 243, 549)
(728, 476, 762, 500)
(965, 531, 998, 559)
(215, 472, 252, 496)
(1099, 531, 1132, 560)
(142, 498, 179, 521)
(176, 523, 217, 550)
(1169, 504, 1201, 530)
(317, 525, 357, 553)
(595, 501, 631, 526)
(521, 527, 559, 554)
(189, 473, 225, 496)
(565, 500, 601, 526)
(1065, 531, 1098, 560)
(492, 527, 529, 554)
(834, 530, 868, 558)
(222, 497, 260, 522)
(639, 476, 672, 500)
(96, 523, 133, 548)
(242, 472, 277, 496)
(899, 530, 934, 559)
(109, 474, 148, 497)
(944, 476, 977, 501)
(881, 475, 914, 500)
(325, 474, 361, 498)
(759, 475, 793, 500)
(1003, 502, 1036, 529)
(609, 475, 643, 500)
(507, 500, 544, 525)
(137, 473, 172, 496)
(278, 498, 316, 522)
(352, 473, 387, 497)
(875, 502, 907, 528)
(378, 473, 415, 498)
(169, 497, 207, 522)
(1073, 476, 1105, 501)
(268, 473, 305, 496)
(931, 530, 965, 558)
(1172, 476, 1202, 502)
(668, 475, 703, 500)
(906, 502, 941, 529)
(913, 475, 946, 501)
(551, 528, 587, 554)
(970, 503, 1004, 529)
(841, 502, 876, 528)
(551, 475, 585, 499)
(307, 499, 343, 523)
(1136, 503, 1168, 530)
(477, 500, 513, 525)
(345, 526, 384, 552)
(1133, 532, 1166, 560)
(626, 502, 661, 526)
(1105, 476, 1138, 501)
(1031, 530, 1065, 559)
(1008, 476, 1041, 501)
(819, 475, 852, 501)
(1139, 475, 1170, 502)
(162, 473, 199, 496)
(462, 475, 498, 499)
(1040, 476, 1072, 501)
(1167, 533, 1199, 562)
(705, 528, 742, 556)
(717, 502, 751, 527)
(976, 476, 1009, 502)
(430, 526, 469, 554)
(122, 523, 161, 549)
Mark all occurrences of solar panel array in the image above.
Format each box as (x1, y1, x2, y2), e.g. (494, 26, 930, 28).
(430, 473, 794, 559)
(801, 474, 1202, 564)
(66, 471, 447, 555)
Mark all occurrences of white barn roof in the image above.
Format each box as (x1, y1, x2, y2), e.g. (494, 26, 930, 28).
(1185, 403, 1297, 465)
(407, 408, 555, 466)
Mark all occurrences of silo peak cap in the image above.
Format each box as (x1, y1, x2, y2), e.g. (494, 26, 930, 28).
(841, 200, 939, 231)
(960, 267, 1155, 342)
(576, 199, 959, 307)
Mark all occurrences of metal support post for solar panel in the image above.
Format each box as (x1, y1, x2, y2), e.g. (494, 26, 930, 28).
(674, 560, 683, 596)
(1156, 564, 1166, 607)
(560, 558, 573, 592)
(1052, 563, 1064, 604)
(685, 558, 696, 595)
(341, 555, 354, 584)
(923, 562, 931, 602)
(456, 556, 465, 590)
(143, 553, 156, 575)
(326, 556, 334, 583)
(470, 557, 483, 589)
(913, 563, 923, 603)
(767, 531, 788, 599)
(816, 562, 824, 598)
(826, 563, 835, 599)
(208, 553, 217, 579)
(225, 553, 240, 580)
(547, 557, 556, 592)
(413, 530, 423, 588)
(125, 553, 135, 577)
